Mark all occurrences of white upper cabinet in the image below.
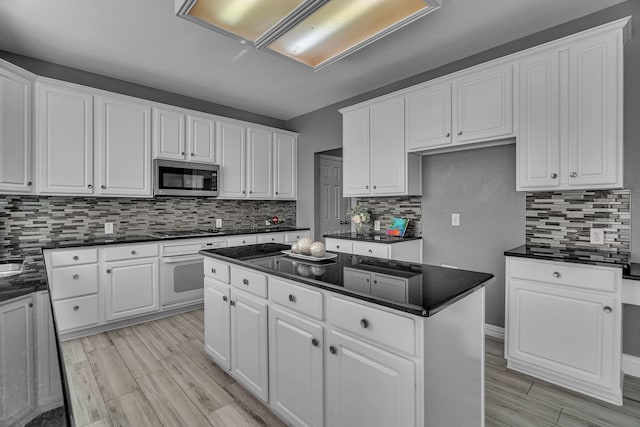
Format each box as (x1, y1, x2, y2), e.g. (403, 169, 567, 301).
(517, 23, 626, 191)
(95, 95, 152, 197)
(153, 108, 186, 161)
(217, 120, 246, 198)
(246, 126, 273, 199)
(187, 112, 216, 163)
(0, 63, 32, 194)
(273, 131, 297, 199)
(406, 81, 452, 150)
(342, 97, 421, 197)
(36, 82, 94, 195)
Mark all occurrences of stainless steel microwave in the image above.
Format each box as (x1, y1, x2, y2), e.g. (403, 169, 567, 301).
(154, 159, 219, 197)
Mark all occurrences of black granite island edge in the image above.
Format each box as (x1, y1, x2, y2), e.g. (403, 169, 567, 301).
(200, 243, 494, 317)
(322, 232, 422, 243)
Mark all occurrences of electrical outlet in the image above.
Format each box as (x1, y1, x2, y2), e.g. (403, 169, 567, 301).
(215, 218, 222, 228)
(451, 213, 460, 227)
(374, 220, 381, 231)
(590, 228, 605, 245)
(104, 223, 114, 234)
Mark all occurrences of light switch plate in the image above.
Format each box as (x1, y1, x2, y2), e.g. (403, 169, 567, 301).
(374, 220, 381, 231)
(104, 223, 114, 234)
(451, 213, 460, 227)
(215, 218, 223, 228)
(590, 228, 605, 244)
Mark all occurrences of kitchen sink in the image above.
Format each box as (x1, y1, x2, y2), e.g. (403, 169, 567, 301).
(0, 261, 23, 278)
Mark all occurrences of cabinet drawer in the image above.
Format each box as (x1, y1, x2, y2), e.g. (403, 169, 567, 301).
(325, 238, 352, 254)
(285, 230, 310, 243)
(103, 244, 159, 262)
(204, 257, 230, 283)
(227, 235, 258, 247)
(329, 296, 415, 355)
(230, 264, 267, 298)
(508, 258, 618, 293)
(269, 277, 323, 320)
(50, 248, 98, 267)
(353, 242, 389, 259)
(51, 264, 98, 300)
(257, 233, 285, 244)
(54, 295, 99, 332)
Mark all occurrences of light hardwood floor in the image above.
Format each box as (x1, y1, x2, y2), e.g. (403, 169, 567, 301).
(61, 309, 640, 426)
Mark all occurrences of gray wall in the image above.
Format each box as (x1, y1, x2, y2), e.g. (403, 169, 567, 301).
(287, 1, 640, 355)
(0, 50, 285, 129)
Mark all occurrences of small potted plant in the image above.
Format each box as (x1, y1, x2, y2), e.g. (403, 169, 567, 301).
(346, 205, 371, 235)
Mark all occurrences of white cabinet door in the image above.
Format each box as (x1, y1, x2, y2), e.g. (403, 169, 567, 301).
(406, 82, 452, 150)
(269, 306, 323, 427)
(0, 296, 34, 425)
(342, 107, 370, 196)
(36, 83, 94, 195)
(455, 63, 513, 143)
(343, 268, 372, 294)
(187, 113, 216, 163)
(96, 95, 152, 197)
(246, 126, 273, 199)
(507, 279, 618, 391)
(273, 132, 297, 199)
(34, 291, 62, 409)
(517, 49, 561, 190)
(153, 107, 186, 160)
(104, 258, 159, 321)
(230, 289, 269, 402)
(370, 97, 406, 195)
(567, 32, 621, 188)
(371, 274, 408, 303)
(204, 278, 231, 370)
(217, 120, 246, 198)
(327, 330, 415, 427)
(0, 66, 32, 194)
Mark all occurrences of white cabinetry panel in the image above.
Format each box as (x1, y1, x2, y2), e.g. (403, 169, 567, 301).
(246, 127, 272, 199)
(153, 108, 185, 160)
(217, 120, 246, 198)
(406, 82, 452, 150)
(273, 132, 297, 199)
(370, 97, 406, 195)
(204, 278, 231, 370)
(104, 257, 159, 321)
(342, 107, 370, 196)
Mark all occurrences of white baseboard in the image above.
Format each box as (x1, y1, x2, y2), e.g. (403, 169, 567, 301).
(484, 323, 640, 379)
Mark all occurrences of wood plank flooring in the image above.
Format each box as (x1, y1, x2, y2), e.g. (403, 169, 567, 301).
(61, 310, 640, 426)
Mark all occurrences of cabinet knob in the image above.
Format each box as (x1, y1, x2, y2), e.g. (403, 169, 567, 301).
(368, 249, 373, 254)
(271, 238, 275, 241)
(373, 280, 378, 284)
(311, 338, 319, 347)
(360, 318, 369, 329)
(242, 190, 246, 194)
(249, 191, 253, 194)
(27, 181, 32, 186)
(131, 250, 137, 255)
(73, 256, 79, 261)
(604, 306, 613, 313)
(242, 240, 246, 244)
(87, 184, 93, 189)
(445, 132, 451, 137)
(73, 274, 79, 280)
(230, 300, 235, 306)
(243, 278, 249, 285)
(190, 153, 194, 156)
(552, 272, 561, 278)
(181, 152, 185, 155)
(275, 191, 279, 195)
(329, 345, 337, 355)
(365, 185, 369, 189)
(550, 173, 558, 179)
(212, 268, 216, 274)
(288, 294, 296, 303)
(457, 131, 463, 135)
(106, 269, 112, 274)
(223, 295, 228, 302)
(570, 172, 577, 178)
(336, 245, 340, 249)
(29, 303, 33, 308)
(366, 278, 370, 283)
(101, 185, 106, 189)
(73, 305, 79, 311)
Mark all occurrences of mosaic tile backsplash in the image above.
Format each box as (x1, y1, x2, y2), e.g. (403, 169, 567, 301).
(525, 190, 630, 255)
(355, 196, 422, 236)
(0, 196, 296, 285)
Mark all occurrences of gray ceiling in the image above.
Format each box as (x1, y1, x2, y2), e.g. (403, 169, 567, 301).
(0, 0, 626, 121)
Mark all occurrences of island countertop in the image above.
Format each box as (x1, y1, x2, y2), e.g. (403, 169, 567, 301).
(200, 243, 493, 317)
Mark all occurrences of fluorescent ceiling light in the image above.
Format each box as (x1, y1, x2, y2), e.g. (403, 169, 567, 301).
(176, 0, 441, 70)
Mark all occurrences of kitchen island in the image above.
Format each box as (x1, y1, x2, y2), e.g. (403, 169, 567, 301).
(200, 243, 494, 427)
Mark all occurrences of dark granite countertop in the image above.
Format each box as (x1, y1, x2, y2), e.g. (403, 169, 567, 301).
(201, 243, 493, 317)
(504, 245, 631, 272)
(322, 232, 422, 244)
(39, 226, 310, 250)
(624, 263, 640, 281)
(0, 259, 49, 303)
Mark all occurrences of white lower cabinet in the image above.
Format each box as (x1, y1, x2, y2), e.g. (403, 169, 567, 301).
(325, 237, 422, 263)
(104, 257, 159, 321)
(269, 306, 323, 427)
(326, 330, 415, 427)
(505, 257, 622, 404)
(204, 278, 231, 370)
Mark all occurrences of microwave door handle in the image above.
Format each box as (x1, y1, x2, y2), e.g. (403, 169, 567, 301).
(162, 255, 205, 264)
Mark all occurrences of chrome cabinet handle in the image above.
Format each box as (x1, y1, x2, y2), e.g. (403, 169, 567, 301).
(190, 153, 194, 156)
(181, 152, 185, 155)
(73, 274, 79, 280)
(211, 268, 216, 274)
(366, 278, 370, 283)
(373, 280, 378, 284)
(336, 245, 340, 249)
(73, 256, 79, 261)
(329, 345, 337, 355)
(570, 172, 577, 178)
(223, 295, 228, 302)
(604, 306, 613, 313)
(275, 191, 279, 195)
(249, 191, 253, 194)
(131, 250, 137, 255)
(368, 249, 373, 254)
(230, 300, 235, 306)
(312, 338, 319, 347)
(243, 278, 249, 285)
(242, 240, 246, 244)
(550, 173, 558, 179)
(552, 272, 561, 278)
(365, 185, 369, 189)
(73, 306, 79, 311)
(106, 269, 112, 273)
(458, 131, 463, 135)
(27, 181, 32, 186)
(445, 132, 451, 137)
(101, 185, 106, 189)
(373, 185, 377, 189)
(87, 184, 93, 189)
(360, 318, 369, 329)
(288, 294, 296, 303)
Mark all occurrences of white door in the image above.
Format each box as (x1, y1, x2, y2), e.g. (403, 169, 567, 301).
(153, 108, 186, 160)
(507, 280, 618, 390)
(36, 83, 94, 195)
(217, 120, 246, 198)
(246, 126, 273, 199)
(104, 258, 159, 321)
(0, 296, 34, 425)
(455, 63, 513, 143)
(318, 157, 349, 237)
(269, 306, 323, 427)
(34, 291, 62, 410)
(187, 113, 216, 163)
(567, 32, 620, 188)
(327, 330, 415, 427)
(96, 95, 152, 196)
(517, 49, 561, 190)
(204, 278, 231, 370)
(406, 82, 452, 150)
(273, 132, 297, 199)
(230, 289, 269, 402)
(0, 66, 32, 193)
(343, 268, 372, 294)
(342, 107, 370, 196)
(370, 97, 406, 195)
